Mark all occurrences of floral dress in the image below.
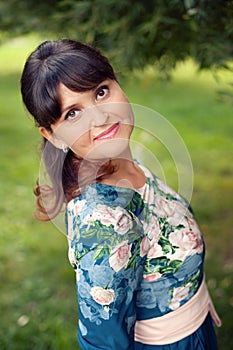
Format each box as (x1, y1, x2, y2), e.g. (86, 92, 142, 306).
(66, 164, 218, 349)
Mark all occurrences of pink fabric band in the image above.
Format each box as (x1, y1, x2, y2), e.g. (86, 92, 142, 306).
(135, 277, 221, 345)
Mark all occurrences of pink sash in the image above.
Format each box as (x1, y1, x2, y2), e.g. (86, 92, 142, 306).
(135, 278, 221, 345)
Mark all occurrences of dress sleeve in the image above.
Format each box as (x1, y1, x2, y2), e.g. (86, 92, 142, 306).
(66, 196, 145, 350)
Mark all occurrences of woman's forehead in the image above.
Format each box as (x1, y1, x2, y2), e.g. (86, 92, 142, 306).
(57, 83, 90, 111)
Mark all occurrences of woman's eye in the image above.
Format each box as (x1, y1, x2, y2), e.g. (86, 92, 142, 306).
(65, 109, 81, 121)
(96, 86, 109, 101)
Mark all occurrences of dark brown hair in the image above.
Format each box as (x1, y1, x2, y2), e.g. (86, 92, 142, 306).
(20, 39, 117, 220)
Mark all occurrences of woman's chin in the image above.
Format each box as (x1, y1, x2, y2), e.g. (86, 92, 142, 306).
(74, 139, 131, 162)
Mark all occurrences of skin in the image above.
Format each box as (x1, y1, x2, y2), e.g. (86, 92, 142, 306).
(39, 79, 146, 189)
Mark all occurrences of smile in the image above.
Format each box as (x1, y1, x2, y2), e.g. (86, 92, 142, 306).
(94, 123, 120, 141)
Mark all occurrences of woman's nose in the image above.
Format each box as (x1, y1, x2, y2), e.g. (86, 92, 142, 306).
(88, 106, 109, 126)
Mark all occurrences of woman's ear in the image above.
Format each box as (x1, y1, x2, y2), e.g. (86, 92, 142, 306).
(38, 126, 65, 150)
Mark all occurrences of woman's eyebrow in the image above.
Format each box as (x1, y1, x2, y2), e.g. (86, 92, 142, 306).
(61, 103, 78, 115)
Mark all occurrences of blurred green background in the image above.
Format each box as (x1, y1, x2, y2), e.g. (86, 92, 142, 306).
(0, 35, 232, 350)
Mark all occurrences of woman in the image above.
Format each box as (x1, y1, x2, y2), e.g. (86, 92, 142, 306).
(20, 39, 221, 349)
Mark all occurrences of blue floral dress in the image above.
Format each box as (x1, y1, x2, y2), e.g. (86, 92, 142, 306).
(66, 164, 218, 349)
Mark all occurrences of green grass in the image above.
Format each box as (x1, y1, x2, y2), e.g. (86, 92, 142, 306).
(0, 36, 232, 349)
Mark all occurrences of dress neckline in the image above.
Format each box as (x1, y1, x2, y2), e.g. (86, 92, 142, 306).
(66, 162, 153, 206)
(96, 162, 149, 192)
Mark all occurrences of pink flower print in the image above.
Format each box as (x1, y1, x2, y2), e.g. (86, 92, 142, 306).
(169, 283, 192, 310)
(147, 240, 163, 259)
(74, 199, 86, 215)
(143, 272, 162, 282)
(113, 207, 133, 235)
(109, 241, 132, 272)
(140, 236, 150, 257)
(85, 205, 133, 234)
(154, 196, 176, 222)
(188, 218, 202, 237)
(90, 286, 115, 306)
(169, 225, 203, 255)
(144, 215, 160, 241)
(155, 196, 191, 226)
(90, 204, 115, 225)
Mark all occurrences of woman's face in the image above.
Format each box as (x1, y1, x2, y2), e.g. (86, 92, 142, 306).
(40, 79, 134, 161)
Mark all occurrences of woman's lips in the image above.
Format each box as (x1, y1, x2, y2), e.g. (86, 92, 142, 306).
(94, 123, 120, 140)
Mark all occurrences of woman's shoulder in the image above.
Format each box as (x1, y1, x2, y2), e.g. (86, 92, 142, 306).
(136, 161, 188, 200)
(65, 182, 146, 246)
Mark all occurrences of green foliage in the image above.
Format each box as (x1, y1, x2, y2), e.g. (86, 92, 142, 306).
(0, 37, 232, 349)
(0, 0, 232, 72)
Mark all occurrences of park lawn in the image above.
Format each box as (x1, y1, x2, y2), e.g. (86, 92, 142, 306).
(0, 37, 232, 349)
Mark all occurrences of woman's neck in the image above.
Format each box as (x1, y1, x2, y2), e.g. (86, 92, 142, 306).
(101, 157, 146, 190)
